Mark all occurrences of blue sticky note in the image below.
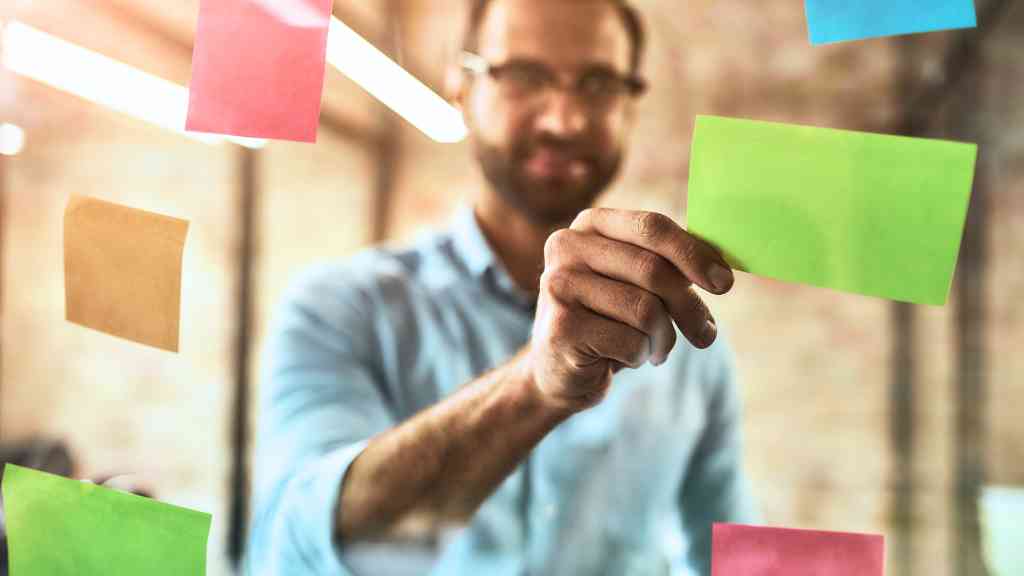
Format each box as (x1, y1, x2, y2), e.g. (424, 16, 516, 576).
(805, 0, 977, 45)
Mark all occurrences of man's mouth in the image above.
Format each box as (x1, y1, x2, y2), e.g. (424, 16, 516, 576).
(523, 149, 590, 182)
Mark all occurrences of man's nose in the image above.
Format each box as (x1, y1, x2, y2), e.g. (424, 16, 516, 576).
(534, 90, 588, 138)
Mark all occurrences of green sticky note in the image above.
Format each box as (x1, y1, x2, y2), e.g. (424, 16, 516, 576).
(2, 464, 211, 575)
(687, 115, 977, 305)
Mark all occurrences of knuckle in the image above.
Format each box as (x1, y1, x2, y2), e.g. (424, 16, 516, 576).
(571, 208, 594, 230)
(671, 238, 702, 274)
(634, 212, 669, 239)
(538, 270, 555, 297)
(632, 292, 661, 331)
(540, 268, 573, 300)
(543, 228, 573, 263)
(546, 295, 570, 323)
(633, 252, 663, 286)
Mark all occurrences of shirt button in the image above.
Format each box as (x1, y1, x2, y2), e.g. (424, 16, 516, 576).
(543, 503, 557, 518)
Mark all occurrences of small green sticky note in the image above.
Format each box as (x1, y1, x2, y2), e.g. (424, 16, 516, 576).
(2, 464, 211, 575)
(687, 115, 977, 305)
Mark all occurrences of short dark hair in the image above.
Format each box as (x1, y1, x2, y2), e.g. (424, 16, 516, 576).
(462, 0, 646, 74)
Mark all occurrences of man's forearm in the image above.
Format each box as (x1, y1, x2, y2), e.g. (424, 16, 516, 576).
(336, 347, 570, 543)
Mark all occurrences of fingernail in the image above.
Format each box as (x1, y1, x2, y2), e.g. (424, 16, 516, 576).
(707, 263, 733, 293)
(701, 320, 717, 346)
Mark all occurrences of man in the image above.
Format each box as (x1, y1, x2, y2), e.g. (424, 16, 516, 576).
(247, 0, 757, 574)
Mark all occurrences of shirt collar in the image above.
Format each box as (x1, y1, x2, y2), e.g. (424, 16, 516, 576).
(450, 204, 497, 277)
(450, 204, 537, 310)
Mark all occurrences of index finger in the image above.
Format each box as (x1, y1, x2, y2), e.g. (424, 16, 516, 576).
(570, 208, 734, 295)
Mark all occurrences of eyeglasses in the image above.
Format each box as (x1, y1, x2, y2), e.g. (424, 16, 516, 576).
(460, 51, 647, 109)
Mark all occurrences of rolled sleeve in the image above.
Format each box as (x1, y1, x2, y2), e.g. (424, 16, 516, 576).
(271, 441, 369, 575)
(247, 266, 395, 575)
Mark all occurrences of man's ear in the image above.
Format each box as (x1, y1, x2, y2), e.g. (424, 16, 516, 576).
(444, 64, 467, 112)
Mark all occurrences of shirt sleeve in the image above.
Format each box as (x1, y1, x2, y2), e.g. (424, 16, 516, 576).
(678, 338, 760, 575)
(246, 266, 396, 576)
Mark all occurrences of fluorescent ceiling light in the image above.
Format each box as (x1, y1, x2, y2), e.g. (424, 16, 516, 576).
(327, 17, 467, 144)
(0, 122, 25, 155)
(1, 20, 265, 149)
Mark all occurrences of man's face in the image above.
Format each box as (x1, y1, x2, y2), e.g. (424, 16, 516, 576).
(462, 0, 637, 226)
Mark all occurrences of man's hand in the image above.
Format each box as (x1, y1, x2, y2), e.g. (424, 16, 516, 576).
(336, 209, 736, 542)
(528, 208, 734, 412)
(81, 474, 154, 498)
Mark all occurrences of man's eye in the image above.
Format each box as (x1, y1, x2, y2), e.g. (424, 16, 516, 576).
(578, 73, 622, 97)
(501, 65, 550, 89)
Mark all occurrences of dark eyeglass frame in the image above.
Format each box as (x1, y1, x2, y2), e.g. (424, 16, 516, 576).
(460, 51, 648, 101)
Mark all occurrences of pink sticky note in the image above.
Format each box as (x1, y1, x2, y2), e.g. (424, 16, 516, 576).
(186, 0, 333, 142)
(712, 523, 885, 576)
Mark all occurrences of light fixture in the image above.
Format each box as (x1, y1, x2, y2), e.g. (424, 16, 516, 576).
(0, 122, 25, 156)
(1, 20, 266, 149)
(327, 17, 467, 144)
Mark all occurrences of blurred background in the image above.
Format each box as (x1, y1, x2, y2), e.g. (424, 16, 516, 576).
(0, 0, 1021, 575)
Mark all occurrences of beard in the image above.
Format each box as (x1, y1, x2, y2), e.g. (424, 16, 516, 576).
(474, 133, 623, 227)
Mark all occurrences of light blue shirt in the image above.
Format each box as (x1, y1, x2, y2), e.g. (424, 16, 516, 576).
(247, 207, 757, 576)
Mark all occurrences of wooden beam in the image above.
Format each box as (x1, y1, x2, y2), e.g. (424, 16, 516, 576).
(896, 0, 1015, 136)
(888, 3, 1014, 575)
(888, 34, 926, 576)
(371, 114, 399, 242)
(369, 0, 403, 243)
(951, 105, 989, 576)
(945, 6, 1013, 574)
(888, 303, 914, 576)
(228, 146, 259, 566)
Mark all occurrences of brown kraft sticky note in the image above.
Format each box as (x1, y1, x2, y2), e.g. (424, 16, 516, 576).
(64, 195, 190, 352)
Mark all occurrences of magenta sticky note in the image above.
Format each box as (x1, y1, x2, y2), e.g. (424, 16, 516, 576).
(712, 523, 885, 576)
(186, 0, 333, 142)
